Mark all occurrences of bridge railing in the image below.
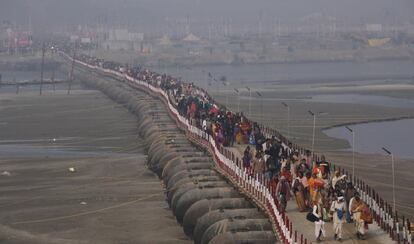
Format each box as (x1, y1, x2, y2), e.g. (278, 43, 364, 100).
(62, 51, 411, 244)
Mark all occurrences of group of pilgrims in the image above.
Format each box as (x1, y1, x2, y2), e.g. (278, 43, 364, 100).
(72, 49, 374, 243)
(241, 143, 373, 242)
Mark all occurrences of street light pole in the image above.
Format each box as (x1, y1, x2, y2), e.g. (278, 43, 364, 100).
(39, 42, 45, 95)
(234, 88, 240, 113)
(256, 91, 263, 123)
(382, 147, 396, 213)
(202, 70, 206, 90)
(308, 110, 316, 154)
(215, 78, 219, 96)
(345, 126, 355, 177)
(68, 44, 77, 95)
(246, 86, 251, 118)
(223, 81, 230, 109)
(282, 102, 290, 139)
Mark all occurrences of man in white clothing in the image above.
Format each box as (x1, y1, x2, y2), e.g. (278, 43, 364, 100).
(330, 195, 346, 241)
(313, 195, 326, 243)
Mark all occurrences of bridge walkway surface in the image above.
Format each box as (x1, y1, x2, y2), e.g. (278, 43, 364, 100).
(228, 145, 394, 244)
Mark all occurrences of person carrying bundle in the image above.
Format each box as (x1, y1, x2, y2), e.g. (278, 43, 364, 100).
(351, 195, 369, 240)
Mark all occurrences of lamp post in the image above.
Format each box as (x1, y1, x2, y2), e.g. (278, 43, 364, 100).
(345, 126, 355, 177)
(213, 78, 219, 96)
(382, 147, 396, 213)
(282, 102, 290, 139)
(207, 72, 213, 93)
(308, 110, 316, 154)
(256, 91, 263, 123)
(201, 70, 206, 89)
(234, 88, 240, 113)
(246, 86, 251, 118)
(68, 43, 77, 95)
(39, 42, 45, 95)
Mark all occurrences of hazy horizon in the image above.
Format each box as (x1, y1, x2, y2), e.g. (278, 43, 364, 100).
(1, 0, 413, 34)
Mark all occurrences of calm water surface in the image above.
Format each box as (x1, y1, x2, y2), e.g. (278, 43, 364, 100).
(162, 60, 414, 85)
(324, 119, 414, 159)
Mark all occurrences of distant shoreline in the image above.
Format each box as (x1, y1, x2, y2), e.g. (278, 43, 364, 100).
(322, 116, 414, 131)
(151, 56, 414, 68)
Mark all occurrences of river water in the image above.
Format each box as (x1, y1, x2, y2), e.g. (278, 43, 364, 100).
(324, 119, 414, 159)
(162, 59, 414, 85)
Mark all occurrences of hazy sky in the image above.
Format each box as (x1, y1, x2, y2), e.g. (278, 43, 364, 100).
(1, 0, 413, 32)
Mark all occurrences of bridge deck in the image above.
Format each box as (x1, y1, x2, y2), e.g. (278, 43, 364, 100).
(286, 202, 393, 243)
(228, 145, 394, 244)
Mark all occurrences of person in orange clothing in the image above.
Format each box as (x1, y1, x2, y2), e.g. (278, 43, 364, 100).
(308, 173, 317, 205)
(309, 173, 325, 205)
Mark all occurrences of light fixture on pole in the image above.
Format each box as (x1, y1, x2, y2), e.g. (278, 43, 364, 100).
(207, 72, 214, 92)
(308, 110, 316, 154)
(245, 86, 251, 118)
(256, 91, 263, 123)
(213, 78, 219, 95)
(234, 88, 240, 113)
(345, 126, 356, 177)
(282, 102, 290, 139)
(201, 70, 206, 89)
(382, 147, 396, 213)
(223, 80, 230, 109)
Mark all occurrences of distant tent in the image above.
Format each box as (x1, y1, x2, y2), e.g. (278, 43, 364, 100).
(182, 33, 201, 43)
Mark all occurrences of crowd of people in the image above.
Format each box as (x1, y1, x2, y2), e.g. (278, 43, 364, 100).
(68, 49, 373, 243)
(242, 139, 373, 242)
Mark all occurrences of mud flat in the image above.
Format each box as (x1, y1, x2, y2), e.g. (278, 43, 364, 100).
(211, 79, 414, 219)
(0, 90, 191, 243)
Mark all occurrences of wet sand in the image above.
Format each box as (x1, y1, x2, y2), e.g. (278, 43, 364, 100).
(209, 78, 414, 219)
(0, 90, 190, 243)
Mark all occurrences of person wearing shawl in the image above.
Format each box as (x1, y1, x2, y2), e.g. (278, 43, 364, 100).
(276, 175, 291, 213)
(351, 195, 366, 240)
(292, 171, 306, 212)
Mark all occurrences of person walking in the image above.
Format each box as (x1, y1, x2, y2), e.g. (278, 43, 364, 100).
(313, 194, 326, 242)
(344, 183, 356, 223)
(276, 175, 291, 213)
(351, 195, 366, 240)
(330, 195, 346, 241)
(292, 172, 306, 212)
(265, 139, 281, 179)
(242, 146, 253, 169)
(252, 151, 265, 176)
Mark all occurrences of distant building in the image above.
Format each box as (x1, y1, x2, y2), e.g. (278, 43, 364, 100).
(108, 29, 144, 42)
(366, 24, 383, 32)
(158, 35, 172, 46)
(182, 33, 202, 43)
(101, 28, 145, 51)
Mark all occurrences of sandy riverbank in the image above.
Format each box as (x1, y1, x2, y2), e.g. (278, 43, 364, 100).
(0, 90, 190, 243)
(209, 78, 414, 219)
